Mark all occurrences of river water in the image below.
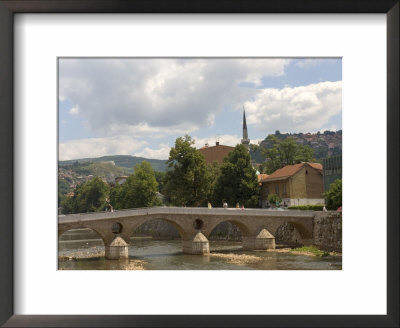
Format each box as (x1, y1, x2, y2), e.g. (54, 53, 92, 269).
(58, 229, 342, 270)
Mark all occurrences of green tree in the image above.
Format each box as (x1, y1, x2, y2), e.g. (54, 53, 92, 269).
(109, 182, 123, 209)
(58, 177, 71, 196)
(249, 144, 264, 164)
(60, 194, 77, 214)
(206, 161, 221, 203)
(213, 144, 260, 208)
(111, 161, 161, 209)
(61, 177, 109, 214)
(324, 179, 342, 210)
(154, 171, 166, 193)
(75, 176, 109, 213)
(164, 135, 211, 206)
(261, 135, 315, 174)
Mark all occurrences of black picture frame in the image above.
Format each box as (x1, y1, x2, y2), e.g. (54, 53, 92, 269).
(0, 1, 398, 327)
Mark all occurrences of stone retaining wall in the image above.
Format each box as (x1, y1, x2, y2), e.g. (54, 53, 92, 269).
(313, 212, 342, 252)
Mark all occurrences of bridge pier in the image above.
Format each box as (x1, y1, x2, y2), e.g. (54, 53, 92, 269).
(182, 232, 210, 255)
(242, 229, 276, 251)
(105, 236, 129, 260)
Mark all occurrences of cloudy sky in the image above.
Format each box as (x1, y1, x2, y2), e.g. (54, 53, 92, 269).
(59, 58, 342, 161)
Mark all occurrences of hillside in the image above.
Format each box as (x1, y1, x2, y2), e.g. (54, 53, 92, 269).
(58, 156, 168, 198)
(59, 155, 167, 172)
(258, 130, 342, 161)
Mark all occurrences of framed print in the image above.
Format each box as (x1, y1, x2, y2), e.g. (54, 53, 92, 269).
(0, 0, 398, 327)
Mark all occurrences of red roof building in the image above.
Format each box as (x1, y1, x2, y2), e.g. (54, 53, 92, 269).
(198, 142, 235, 165)
(260, 162, 324, 208)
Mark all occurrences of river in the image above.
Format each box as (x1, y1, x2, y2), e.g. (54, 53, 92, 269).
(58, 229, 342, 270)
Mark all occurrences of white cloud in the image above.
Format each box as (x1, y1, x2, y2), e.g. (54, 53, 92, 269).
(135, 144, 171, 160)
(107, 122, 198, 139)
(321, 125, 339, 133)
(68, 106, 79, 115)
(59, 136, 147, 160)
(245, 81, 342, 133)
(59, 58, 290, 136)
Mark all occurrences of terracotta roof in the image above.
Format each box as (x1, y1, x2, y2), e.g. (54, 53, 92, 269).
(257, 174, 269, 182)
(261, 162, 322, 182)
(308, 162, 322, 170)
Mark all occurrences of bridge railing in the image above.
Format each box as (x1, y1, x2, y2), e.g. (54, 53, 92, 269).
(59, 206, 317, 223)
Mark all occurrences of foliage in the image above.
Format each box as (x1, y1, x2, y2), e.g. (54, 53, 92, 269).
(154, 171, 166, 193)
(259, 136, 315, 174)
(206, 161, 221, 203)
(267, 193, 282, 206)
(288, 205, 324, 211)
(60, 177, 109, 214)
(213, 144, 260, 208)
(110, 161, 162, 209)
(248, 144, 264, 164)
(60, 194, 76, 214)
(163, 135, 211, 206)
(324, 179, 342, 210)
(58, 192, 65, 205)
(58, 177, 71, 196)
(58, 177, 71, 204)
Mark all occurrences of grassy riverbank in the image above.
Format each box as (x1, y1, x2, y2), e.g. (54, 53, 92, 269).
(273, 245, 341, 257)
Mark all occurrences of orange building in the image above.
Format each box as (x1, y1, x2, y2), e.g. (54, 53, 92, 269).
(198, 142, 235, 165)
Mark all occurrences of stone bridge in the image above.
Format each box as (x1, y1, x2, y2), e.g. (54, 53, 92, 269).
(58, 207, 315, 259)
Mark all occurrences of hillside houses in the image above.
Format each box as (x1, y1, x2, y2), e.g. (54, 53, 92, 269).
(260, 130, 342, 159)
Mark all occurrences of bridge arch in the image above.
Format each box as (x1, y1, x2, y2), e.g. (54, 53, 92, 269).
(122, 216, 187, 242)
(205, 218, 253, 240)
(273, 221, 310, 242)
(131, 218, 182, 240)
(58, 226, 108, 246)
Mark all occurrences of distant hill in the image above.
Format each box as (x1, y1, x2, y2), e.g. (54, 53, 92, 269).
(58, 155, 168, 198)
(59, 155, 167, 172)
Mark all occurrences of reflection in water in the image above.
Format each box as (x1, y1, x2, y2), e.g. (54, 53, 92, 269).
(58, 229, 342, 270)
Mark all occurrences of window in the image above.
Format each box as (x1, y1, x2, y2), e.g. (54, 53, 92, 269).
(283, 183, 286, 194)
(275, 185, 279, 195)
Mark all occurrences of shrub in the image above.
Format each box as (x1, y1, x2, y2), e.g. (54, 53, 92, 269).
(291, 245, 330, 257)
(268, 193, 282, 206)
(288, 204, 324, 211)
(324, 179, 342, 210)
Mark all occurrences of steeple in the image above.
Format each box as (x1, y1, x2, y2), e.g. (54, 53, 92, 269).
(241, 107, 250, 150)
(243, 110, 248, 139)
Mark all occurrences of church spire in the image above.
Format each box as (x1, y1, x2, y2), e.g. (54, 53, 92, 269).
(243, 109, 248, 139)
(241, 107, 250, 150)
